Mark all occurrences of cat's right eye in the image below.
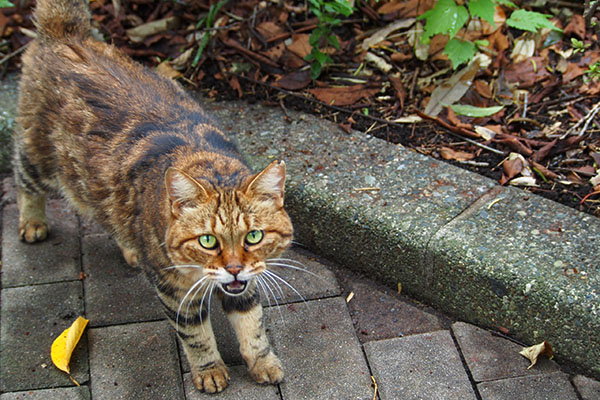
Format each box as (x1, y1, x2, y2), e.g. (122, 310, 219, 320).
(198, 234, 218, 250)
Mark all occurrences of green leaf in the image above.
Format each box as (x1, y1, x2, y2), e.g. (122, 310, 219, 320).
(450, 104, 504, 117)
(419, 0, 469, 40)
(0, 0, 14, 6)
(468, 0, 495, 26)
(494, 0, 517, 8)
(444, 39, 476, 69)
(506, 9, 562, 33)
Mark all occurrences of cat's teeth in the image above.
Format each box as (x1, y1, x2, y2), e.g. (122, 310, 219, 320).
(223, 280, 247, 295)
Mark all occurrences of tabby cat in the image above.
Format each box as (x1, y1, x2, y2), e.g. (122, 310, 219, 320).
(13, 0, 293, 393)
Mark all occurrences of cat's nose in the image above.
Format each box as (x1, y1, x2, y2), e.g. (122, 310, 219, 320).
(226, 264, 242, 277)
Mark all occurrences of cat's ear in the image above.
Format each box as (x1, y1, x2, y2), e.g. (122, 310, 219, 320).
(245, 160, 286, 207)
(164, 168, 209, 215)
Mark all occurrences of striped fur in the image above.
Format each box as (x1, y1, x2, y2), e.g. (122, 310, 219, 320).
(14, 0, 293, 393)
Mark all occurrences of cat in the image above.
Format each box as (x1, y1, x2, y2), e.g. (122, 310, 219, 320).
(13, 0, 293, 393)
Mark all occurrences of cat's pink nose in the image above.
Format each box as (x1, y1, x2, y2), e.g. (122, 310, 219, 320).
(226, 265, 242, 276)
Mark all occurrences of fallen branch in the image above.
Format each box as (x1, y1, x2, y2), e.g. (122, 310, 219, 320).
(0, 41, 30, 66)
(560, 100, 600, 139)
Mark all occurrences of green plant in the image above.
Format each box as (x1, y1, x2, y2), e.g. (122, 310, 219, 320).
(0, 0, 14, 7)
(586, 61, 600, 80)
(192, 0, 229, 67)
(571, 38, 590, 54)
(418, 0, 562, 69)
(306, 0, 354, 79)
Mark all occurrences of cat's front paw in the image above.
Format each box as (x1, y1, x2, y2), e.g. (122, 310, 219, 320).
(249, 352, 284, 385)
(192, 361, 230, 393)
(19, 219, 49, 243)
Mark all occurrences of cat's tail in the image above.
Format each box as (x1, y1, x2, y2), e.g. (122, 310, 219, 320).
(34, 0, 91, 40)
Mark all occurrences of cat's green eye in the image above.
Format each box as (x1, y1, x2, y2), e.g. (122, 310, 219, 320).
(198, 234, 218, 249)
(245, 230, 263, 245)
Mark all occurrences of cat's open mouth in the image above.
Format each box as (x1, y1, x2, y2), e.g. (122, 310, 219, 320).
(221, 279, 248, 295)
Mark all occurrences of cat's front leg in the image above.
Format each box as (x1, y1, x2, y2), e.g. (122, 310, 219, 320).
(157, 290, 230, 393)
(222, 287, 284, 385)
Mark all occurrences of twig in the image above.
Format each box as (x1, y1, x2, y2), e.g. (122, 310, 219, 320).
(0, 41, 30, 66)
(354, 187, 380, 192)
(580, 190, 600, 204)
(371, 375, 378, 400)
(560, 100, 600, 139)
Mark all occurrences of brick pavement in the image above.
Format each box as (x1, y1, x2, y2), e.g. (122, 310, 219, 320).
(1, 180, 599, 399)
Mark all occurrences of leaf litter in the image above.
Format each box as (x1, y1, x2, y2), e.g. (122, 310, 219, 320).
(2, 0, 600, 216)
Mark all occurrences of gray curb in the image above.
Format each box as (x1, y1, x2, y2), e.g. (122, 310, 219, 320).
(201, 98, 600, 379)
(0, 73, 597, 378)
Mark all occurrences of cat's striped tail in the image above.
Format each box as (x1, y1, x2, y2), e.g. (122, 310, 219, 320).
(34, 0, 91, 40)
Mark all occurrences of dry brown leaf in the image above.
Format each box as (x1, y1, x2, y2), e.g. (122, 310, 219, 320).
(156, 61, 182, 79)
(440, 147, 475, 161)
(287, 34, 312, 59)
(275, 70, 312, 90)
(563, 63, 585, 83)
(256, 21, 285, 41)
(126, 16, 179, 43)
(504, 57, 551, 88)
(519, 341, 553, 369)
(564, 14, 586, 39)
(308, 84, 380, 106)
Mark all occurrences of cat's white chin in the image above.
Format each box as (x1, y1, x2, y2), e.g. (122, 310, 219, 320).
(219, 279, 248, 296)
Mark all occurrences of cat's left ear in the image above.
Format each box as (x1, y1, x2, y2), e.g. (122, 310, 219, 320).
(245, 160, 286, 207)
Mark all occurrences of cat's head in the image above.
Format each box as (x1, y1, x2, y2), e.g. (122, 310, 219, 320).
(163, 160, 293, 297)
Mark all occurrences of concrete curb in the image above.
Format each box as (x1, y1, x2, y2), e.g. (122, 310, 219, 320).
(0, 73, 597, 378)
(201, 98, 600, 378)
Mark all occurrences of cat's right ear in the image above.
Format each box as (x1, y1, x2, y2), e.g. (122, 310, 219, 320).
(164, 168, 209, 216)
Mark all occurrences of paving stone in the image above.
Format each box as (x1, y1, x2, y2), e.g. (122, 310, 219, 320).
(87, 320, 183, 400)
(452, 321, 559, 382)
(182, 366, 281, 400)
(2, 177, 17, 204)
(81, 234, 164, 326)
(2, 201, 80, 287)
(344, 280, 444, 342)
(477, 372, 579, 400)
(364, 330, 476, 400)
(0, 282, 88, 392)
(266, 296, 373, 400)
(573, 375, 600, 400)
(0, 386, 91, 399)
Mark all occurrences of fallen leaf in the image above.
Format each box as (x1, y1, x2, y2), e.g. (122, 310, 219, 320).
(564, 14, 585, 39)
(275, 70, 312, 90)
(424, 57, 482, 117)
(308, 84, 380, 106)
(440, 146, 475, 161)
(503, 154, 524, 180)
(126, 16, 179, 43)
(156, 61, 182, 79)
(256, 21, 285, 41)
(287, 34, 312, 59)
(361, 18, 415, 50)
(51, 316, 89, 383)
(519, 341, 553, 369)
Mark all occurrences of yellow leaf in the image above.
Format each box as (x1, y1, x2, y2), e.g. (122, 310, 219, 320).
(519, 341, 553, 369)
(51, 316, 89, 377)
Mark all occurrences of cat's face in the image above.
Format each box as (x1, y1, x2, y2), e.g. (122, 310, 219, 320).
(164, 161, 293, 296)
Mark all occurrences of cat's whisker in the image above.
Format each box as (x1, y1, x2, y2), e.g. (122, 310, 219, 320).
(183, 278, 211, 328)
(176, 275, 209, 331)
(263, 269, 307, 306)
(260, 270, 286, 303)
(266, 261, 327, 283)
(163, 264, 203, 271)
(255, 277, 272, 309)
(257, 275, 285, 325)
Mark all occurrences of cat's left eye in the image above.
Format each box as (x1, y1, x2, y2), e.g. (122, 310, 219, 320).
(245, 230, 263, 245)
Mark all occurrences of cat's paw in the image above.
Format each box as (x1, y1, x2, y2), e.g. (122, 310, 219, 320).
(192, 361, 230, 393)
(19, 219, 49, 243)
(249, 352, 284, 385)
(120, 247, 140, 267)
